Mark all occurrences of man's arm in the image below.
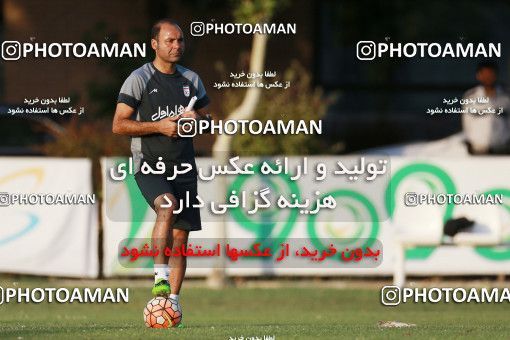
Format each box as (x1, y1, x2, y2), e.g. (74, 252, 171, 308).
(112, 103, 180, 138)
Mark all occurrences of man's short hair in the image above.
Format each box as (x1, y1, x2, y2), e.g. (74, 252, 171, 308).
(151, 19, 181, 40)
(476, 60, 498, 73)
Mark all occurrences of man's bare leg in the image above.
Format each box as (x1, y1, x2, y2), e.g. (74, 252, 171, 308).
(151, 193, 177, 296)
(167, 228, 188, 327)
(168, 228, 189, 295)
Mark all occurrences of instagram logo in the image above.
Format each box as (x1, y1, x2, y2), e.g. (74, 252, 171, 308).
(178, 118, 197, 137)
(356, 41, 376, 60)
(404, 192, 418, 206)
(381, 285, 401, 306)
(190, 22, 206, 37)
(1, 41, 21, 60)
(0, 192, 10, 206)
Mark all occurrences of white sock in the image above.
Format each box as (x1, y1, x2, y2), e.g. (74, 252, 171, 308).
(169, 293, 179, 302)
(154, 264, 169, 283)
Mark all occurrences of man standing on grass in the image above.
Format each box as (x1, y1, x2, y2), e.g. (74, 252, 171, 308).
(112, 18, 211, 323)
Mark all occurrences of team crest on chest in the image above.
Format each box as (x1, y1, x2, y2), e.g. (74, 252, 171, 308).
(183, 85, 190, 97)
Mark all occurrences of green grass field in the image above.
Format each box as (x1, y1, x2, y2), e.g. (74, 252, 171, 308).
(0, 279, 509, 339)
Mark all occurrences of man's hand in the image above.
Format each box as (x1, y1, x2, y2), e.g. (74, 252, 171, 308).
(157, 115, 180, 137)
(180, 110, 198, 120)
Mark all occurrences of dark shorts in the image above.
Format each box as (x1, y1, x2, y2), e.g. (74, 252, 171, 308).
(134, 171, 202, 231)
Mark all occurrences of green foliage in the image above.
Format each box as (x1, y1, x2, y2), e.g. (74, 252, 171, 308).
(220, 61, 332, 156)
(36, 118, 130, 195)
(232, 0, 287, 23)
(83, 22, 151, 119)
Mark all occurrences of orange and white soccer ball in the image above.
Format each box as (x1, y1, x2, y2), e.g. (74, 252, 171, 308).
(143, 297, 182, 328)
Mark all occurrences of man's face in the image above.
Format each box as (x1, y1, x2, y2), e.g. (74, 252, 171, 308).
(476, 67, 497, 87)
(151, 23, 185, 63)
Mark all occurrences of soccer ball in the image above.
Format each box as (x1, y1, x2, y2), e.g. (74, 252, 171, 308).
(143, 297, 182, 328)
